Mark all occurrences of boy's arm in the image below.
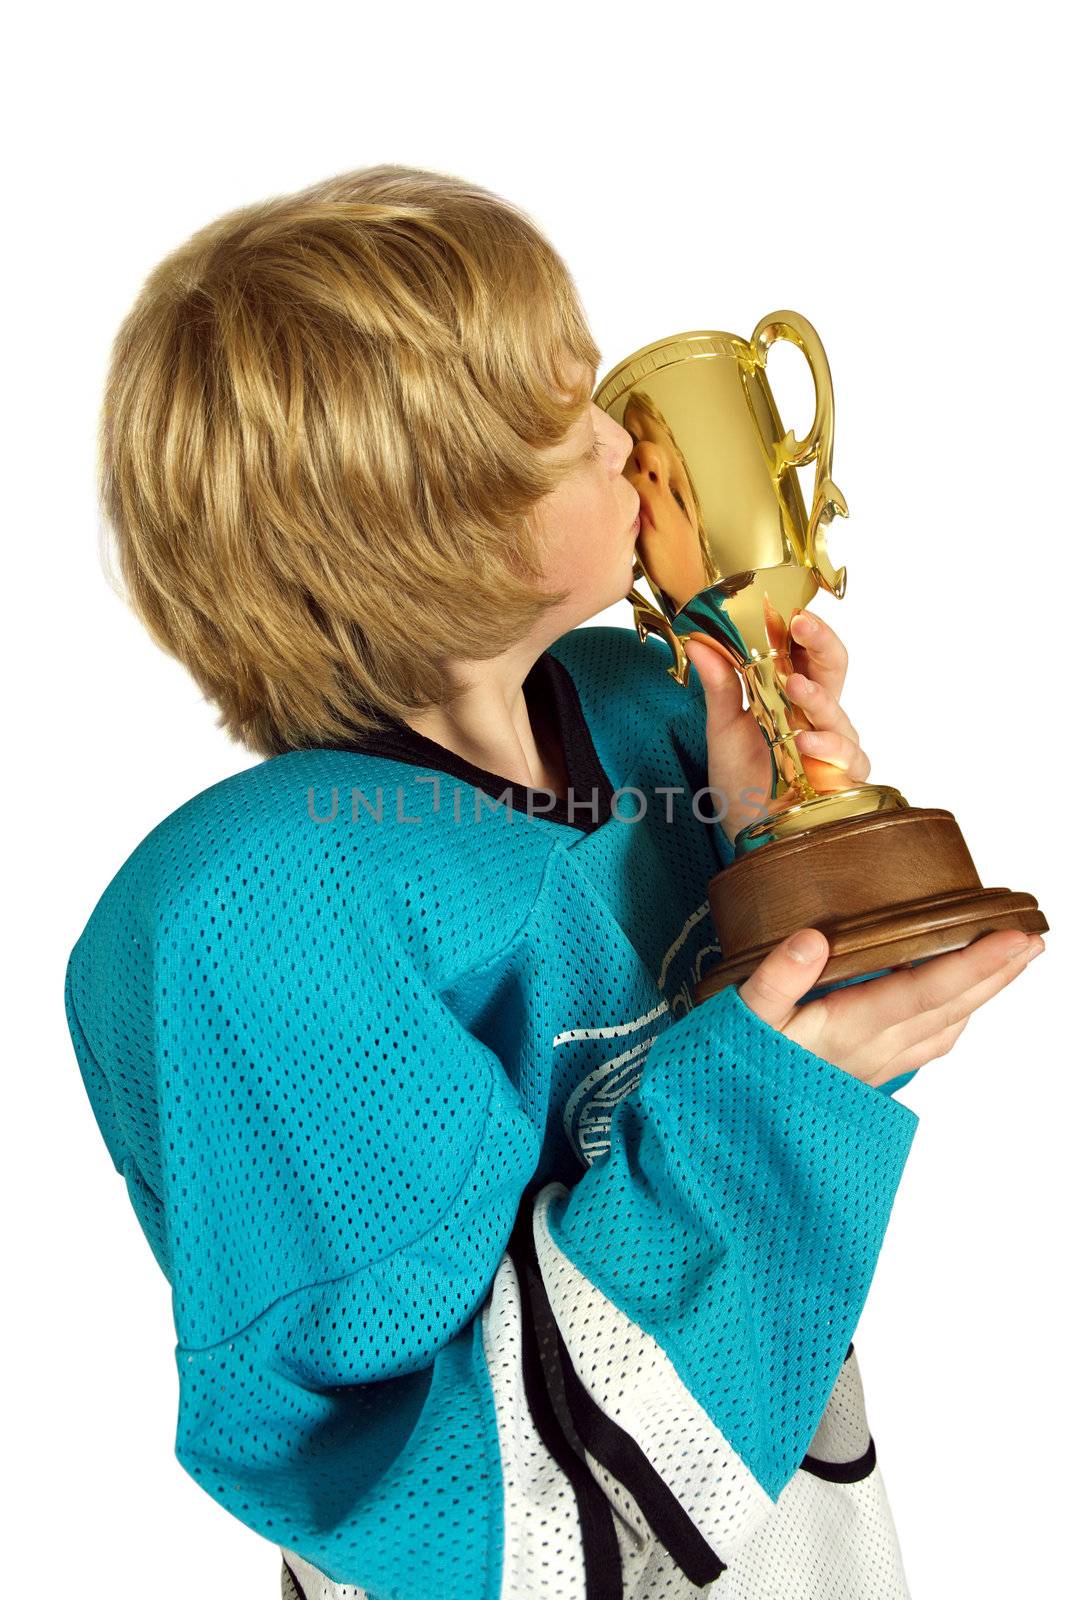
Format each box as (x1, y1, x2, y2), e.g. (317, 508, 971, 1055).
(63, 885, 918, 1597)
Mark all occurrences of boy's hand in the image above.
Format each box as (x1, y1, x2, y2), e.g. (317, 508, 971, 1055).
(736, 924, 1045, 1087)
(685, 605, 1046, 1078)
(683, 609, 868, 843)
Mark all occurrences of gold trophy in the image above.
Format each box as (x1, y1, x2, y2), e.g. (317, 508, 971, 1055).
(593, 312, 1048, 999)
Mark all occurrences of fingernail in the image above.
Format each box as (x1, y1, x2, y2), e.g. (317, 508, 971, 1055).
(1002, 940, 1030, 964)
(794, 613, 819, 634)
(1026, 939, 1046, 962)
(787, 930, 825, 963)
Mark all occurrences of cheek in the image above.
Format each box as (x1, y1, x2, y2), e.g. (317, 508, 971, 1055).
(568, 490, 620, 577)
(534, 483, 626, 592)
(546, 532, 592, 589)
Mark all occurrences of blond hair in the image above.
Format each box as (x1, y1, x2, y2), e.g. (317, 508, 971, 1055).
(97, 164, 602, 755)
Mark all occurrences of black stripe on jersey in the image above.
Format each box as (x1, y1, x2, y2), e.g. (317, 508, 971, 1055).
(280, 1560, 309, 1600)
(798, 1342, 871, 1482)
(522, 1195, 726, 1589)
(313, 649, 616, 835)
(800, 1435, 878, 1483)
(511, 1189, 624, 1599)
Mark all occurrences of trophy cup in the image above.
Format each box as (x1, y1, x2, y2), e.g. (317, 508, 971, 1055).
(593, 311, 1048, 1000)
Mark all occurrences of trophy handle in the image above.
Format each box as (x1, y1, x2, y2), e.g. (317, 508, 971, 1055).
(627, 585, 692, 687)
(750, 310, 850, 601)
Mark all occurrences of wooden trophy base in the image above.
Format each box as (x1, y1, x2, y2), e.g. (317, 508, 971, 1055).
(695, 807, 1048, 1002)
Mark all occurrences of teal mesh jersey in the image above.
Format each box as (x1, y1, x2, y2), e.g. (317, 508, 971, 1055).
(63, 624, 921, 1599)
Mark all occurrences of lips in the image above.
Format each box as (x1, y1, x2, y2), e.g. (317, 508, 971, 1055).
(629, 494, 653, 536)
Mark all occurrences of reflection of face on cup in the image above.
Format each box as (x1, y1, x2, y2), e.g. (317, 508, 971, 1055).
(622, 391, 708, 610)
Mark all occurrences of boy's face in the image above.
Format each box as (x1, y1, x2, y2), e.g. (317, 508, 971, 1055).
(529, 358, 641, 626)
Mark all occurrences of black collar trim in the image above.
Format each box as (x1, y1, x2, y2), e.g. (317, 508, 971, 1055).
(314, 649, 617, 835)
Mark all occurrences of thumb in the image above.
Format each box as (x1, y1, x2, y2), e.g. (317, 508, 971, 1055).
(736, 928, 831, 1030)
(682, 636, 742, 720)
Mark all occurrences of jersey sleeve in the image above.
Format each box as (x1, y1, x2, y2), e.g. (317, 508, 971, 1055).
(63, 867, 918, 1599)
(529, 979, 918, 1590)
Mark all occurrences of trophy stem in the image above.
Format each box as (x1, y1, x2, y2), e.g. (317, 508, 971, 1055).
(735, 649, 911, 852)
(739, 652, 820, 811)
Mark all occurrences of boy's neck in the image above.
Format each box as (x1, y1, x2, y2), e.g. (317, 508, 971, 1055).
(400, 640, 569, 799)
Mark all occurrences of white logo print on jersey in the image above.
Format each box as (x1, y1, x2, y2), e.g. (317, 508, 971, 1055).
(558, 898, 721, 1166)
(558, 1003, 668, 1166)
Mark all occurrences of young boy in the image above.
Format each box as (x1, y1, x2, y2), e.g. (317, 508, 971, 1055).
(63, 164, 1042, 1600)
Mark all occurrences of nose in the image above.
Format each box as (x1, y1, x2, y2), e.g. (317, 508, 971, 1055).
(630, 436, 670, 489)
(626, 436, 651, 483)
(613, 418, 639, 471)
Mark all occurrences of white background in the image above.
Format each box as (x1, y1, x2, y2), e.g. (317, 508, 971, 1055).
(7, 3, 1063, 1594)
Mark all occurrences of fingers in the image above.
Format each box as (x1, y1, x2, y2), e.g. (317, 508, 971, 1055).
(874, 1015, 970, 1085)
(737, 927, 831, 1030)
(683, 637, 743, 718)
(786, 671, 861, 747)
(684, 635, 739, 687)
(794, 727, 872, 783)
(738, 926, 1045, 1087)
(823, 929, 1045, 1056)
(789, 610, 848, 701)
(786, 614, 866, 782)
(882, 932, 1044, 1059)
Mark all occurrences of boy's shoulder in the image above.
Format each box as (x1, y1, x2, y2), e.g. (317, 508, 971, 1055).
(68, 624, 706, 977)
(67, 741, 559, 989)
(62, 751, 352, 934)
